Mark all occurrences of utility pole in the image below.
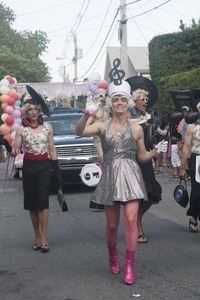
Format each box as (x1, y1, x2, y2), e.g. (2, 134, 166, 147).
(73, 33, 78, 82)
(119, 0, 128, 75)
(73, 33, 78, 107)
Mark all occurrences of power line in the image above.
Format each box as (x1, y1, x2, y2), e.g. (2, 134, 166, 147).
(82, 0, 113, 58)
(16, 0, 78, 16)
(127, 0, 171, 21)
(77, 6, 120, 79)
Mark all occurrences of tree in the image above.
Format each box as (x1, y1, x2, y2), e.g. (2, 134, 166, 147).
(0, 3, 51, 82)
(149, 21, 200, 109)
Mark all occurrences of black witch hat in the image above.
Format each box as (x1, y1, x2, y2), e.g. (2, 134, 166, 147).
(125, 76, 158, 108)
(26, 85, 51, 117)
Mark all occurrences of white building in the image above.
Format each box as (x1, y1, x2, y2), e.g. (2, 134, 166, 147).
(104, 46, 150, 82)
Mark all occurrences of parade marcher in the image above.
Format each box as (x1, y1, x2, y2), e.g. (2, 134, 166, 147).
(179, 102, 200, 232)
(128, 87, 162, 243)
(0, 86, 62, 253)
(75, 61, 157, 285)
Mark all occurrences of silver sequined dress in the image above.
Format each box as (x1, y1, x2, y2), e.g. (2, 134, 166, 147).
(90, 120, 147, 205)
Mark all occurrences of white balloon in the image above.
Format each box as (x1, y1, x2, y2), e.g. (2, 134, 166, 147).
(1, 113, 9, 122)
(14, 118, 22, 125)
(0, 79, 9, 87)
(0, 85, 9, 95)
(88, 72, 101, 85)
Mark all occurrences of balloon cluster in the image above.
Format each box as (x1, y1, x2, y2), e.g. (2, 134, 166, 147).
(0, 75, 22, 144)
(88, 72, 108, 95)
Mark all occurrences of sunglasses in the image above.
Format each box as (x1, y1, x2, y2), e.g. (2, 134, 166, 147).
(137, 97, 149, 102)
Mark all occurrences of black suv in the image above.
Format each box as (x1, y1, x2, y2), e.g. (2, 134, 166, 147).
(44, 109, 99, 183)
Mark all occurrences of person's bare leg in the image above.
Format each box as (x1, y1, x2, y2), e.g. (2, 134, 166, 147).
(38, 209, 49, 246)
(123, 200, 139, 284)
(105, 204, 121, 274)
(30, 211, 41, 245)
(137, 202, 152, 243)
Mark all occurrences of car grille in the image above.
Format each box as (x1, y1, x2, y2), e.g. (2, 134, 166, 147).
(55, 144, 99, 170)
(56, 144, 97, 157)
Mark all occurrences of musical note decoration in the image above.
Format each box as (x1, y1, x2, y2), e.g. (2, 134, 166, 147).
(109, 58, 125, 86)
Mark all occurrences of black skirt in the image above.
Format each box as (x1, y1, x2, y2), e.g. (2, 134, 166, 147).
(22, 158, 52, 211)
(138, 159, 162, 204)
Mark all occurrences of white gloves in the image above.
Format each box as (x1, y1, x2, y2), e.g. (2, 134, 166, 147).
(83, 96, 102, 116)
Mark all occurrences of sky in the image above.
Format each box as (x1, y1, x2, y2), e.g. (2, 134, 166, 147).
(4, 0, 200, 83)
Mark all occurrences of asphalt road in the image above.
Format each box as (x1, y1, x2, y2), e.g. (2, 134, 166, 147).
(0, 161, 200, 300)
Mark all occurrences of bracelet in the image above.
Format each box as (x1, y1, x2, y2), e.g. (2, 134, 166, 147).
(82, 109, 95, 117)
(156, 127, 167, 136)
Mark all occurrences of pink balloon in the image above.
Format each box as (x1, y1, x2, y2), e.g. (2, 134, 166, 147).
(9, 92, 20, 100)
(11, 123, 20, 132)
(4, 134, 13, 144)
(98, 80, 108, 90)
(1, 103, 8, 110)
(5, 116, 14, 126)
(5, 105, 14, 114)
(12, 109, 21, 118)
(0, 123, 11, 135)
(0, 94, 9, 103)
(7, 96, 15, 106)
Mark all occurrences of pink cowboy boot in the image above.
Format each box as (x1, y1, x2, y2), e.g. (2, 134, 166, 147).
(107, 244, 120, 275)
(124, 250, 136, 285)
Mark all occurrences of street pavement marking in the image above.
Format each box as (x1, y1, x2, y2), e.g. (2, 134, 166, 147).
(0, 188, 18, 193)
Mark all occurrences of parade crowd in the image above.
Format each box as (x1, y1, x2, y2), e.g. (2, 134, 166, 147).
(0, 63, 200, 287)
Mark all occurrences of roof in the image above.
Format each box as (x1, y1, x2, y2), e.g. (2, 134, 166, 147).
(104, 47, 149, 83)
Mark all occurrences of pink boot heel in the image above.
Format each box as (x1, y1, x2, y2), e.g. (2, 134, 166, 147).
(124, 250, 136, 285)
(108, 244, 120, 275)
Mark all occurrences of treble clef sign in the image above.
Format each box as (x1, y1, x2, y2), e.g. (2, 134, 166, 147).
(109, 58, 125, 85)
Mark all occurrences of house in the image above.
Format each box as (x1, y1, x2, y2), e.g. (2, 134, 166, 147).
(104, 46, 149, 82)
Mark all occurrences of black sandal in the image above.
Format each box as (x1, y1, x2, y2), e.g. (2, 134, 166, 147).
(33, 243, 41, 251)
(41, 244, 49, 253)
(189, 218, 198, 233)
(137, 233, 148, 243)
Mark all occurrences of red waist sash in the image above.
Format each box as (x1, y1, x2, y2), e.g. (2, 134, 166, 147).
(24, 152, 48, 161)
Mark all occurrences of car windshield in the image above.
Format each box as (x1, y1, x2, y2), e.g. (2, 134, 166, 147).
(47, 114, 82, 135)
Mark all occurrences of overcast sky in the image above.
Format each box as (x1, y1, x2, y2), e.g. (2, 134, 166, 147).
(4, 0, 200, 83)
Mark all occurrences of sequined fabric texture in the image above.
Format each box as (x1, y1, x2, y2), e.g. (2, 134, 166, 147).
(191, 124, 200, 154)
(90, 120, 147, 205)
